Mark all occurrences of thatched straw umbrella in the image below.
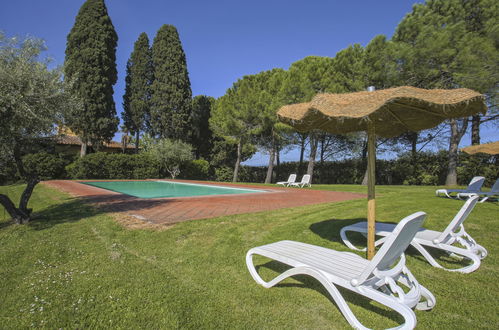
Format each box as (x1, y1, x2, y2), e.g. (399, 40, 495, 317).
(278, 86, 486, 259)
(461, 141, 499, 155)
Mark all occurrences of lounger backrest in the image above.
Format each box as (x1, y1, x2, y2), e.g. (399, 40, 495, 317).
(301, 174, 311, 184)
(288, 174, 297, 183)
(467, 176, 485, 192)
(356, 212, 426, 285)
(437, 195, 479, 242)
(490, 178, 499, 193)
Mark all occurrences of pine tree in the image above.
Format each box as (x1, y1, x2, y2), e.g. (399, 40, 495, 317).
(393, 0, 498, 185)
(122, 32, 152, 152)
(150, 24, 192, 140)
(64, 0, 119, 156)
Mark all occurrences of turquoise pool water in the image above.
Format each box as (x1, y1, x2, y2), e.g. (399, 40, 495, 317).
(80, 180, 265, 198)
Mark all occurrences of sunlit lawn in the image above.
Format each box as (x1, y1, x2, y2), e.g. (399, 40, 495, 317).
(0, 182, 497, 328)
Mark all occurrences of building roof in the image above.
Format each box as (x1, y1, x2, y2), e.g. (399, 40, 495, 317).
(54, 135, 136, 150)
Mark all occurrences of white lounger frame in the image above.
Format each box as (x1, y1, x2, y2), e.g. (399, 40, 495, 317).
(457, 178, 499, 202)
(289, 174, 311, 187)
(435, 176, 485, 199)
(276, 174, 297, 186)
(247, 212, 435, 330)
(341, 196, 487, 274)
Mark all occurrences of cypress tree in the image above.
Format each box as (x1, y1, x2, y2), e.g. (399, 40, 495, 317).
(150, 24, 192, 140)
(122, 32, 152, 152)
(64, 0, 119, 156)
(191, 95, 215, 160)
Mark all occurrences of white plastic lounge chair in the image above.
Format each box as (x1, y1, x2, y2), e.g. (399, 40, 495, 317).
(276, 174, 297, 186)
(340, 196, 487, 274)
(435, 176, 485, 199)
(247, 212, 435, 330)
(457, 178, 499, 202)
(288, 174, 311, 187)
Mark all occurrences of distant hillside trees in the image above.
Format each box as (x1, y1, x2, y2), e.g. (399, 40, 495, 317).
(64, 0, 119, 157)
(150, 24, 192, 141)
(122, 32, 153, 153)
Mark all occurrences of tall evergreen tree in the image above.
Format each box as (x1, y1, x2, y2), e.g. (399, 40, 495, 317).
(64, 0, 119, 156)
(191, 95, 215, 160)
(122, 32, 152, 153)
(150, 24, 192, 140)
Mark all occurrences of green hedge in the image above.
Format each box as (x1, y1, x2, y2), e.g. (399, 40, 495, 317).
(67, 153, 160, 179)
(239, 151, 498, 186)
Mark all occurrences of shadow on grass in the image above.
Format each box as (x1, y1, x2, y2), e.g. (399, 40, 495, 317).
(255, 260, 405, 327)
(26, 194, 171, 230)
(310, 218, 473, 269)
(309, 218, 367, 244)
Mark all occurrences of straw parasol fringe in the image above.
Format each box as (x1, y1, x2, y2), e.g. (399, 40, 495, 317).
(461, 141, 499, 155)
(278, 86, 486, 138)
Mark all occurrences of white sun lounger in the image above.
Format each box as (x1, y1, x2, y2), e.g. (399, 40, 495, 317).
(247, 212, 435, 329)
(276, 174, 297, 186)
(340, 196, 487, 273)
(457, 178, 499, 202)
(435, 176, 485, 199)
(288, 174, 311, 187)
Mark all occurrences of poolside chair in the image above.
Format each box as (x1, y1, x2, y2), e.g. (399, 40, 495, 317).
(289, 174, 311, 187)
(435, 176, 485, 199)
(457, 178, 499, 202)
(246, 212, 435, 329)
(340, 195, 487, 274)
(276, 174, 297, 187)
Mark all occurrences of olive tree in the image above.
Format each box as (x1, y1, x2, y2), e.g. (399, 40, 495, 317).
(147, 138, 193, 179)
(0, 33, 80, 224)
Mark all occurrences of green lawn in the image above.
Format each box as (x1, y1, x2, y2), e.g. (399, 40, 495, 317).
(0, 183, 497, 328)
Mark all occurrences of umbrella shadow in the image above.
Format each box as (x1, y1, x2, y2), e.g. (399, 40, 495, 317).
(255, 261, 405, 326)
(309, 218, 368, 245)
(24, 194, 171, 230)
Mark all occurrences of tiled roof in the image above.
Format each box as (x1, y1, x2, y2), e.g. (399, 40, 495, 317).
(54, 135, 136, 149)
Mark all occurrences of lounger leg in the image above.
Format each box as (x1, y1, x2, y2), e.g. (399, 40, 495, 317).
(411, 241, 481, 273)
(246, 252, 417, 330)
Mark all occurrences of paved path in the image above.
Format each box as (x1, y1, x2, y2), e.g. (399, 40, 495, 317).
(43, 180, 365, 225)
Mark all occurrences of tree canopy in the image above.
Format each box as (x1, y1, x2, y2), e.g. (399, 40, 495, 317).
(122, 32, 153, 152)
(150, 24, 192, 141)
(64, 0, 119, 155)
(0, 33, 79, 223)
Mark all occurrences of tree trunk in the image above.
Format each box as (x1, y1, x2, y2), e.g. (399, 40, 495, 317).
(135, 130, 140, 154)
(298, 135, 305, 176)
(307, 133, 318, 181)
(275, 144, 280, 182)
(471, 115, 480, 145)
(0, 178, 39, 224)
(264, 137, 276, 184)
(233, 139, 242, 182)
(361, 137, 369, 185)
(445, 119, 468, 186)
(80, 141, 87, 157)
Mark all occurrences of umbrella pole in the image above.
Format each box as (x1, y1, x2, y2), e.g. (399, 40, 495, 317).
(367, 123, 376, 260)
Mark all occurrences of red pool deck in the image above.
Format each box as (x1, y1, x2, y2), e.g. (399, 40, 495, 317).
(42, 180, 365, 225)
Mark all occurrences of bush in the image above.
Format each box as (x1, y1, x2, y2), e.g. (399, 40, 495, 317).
(131, 154, 160, 179)
(67, 152, 161, 180)
(23, 152, 66, 180)
(214, 166, 233, 182)
(181, 159, 210, 180)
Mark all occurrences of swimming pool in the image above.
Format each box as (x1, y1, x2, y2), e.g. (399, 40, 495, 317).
(80, 180, 266, 198)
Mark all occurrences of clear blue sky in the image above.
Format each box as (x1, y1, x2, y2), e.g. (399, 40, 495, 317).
(2, 0, 495, 165)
